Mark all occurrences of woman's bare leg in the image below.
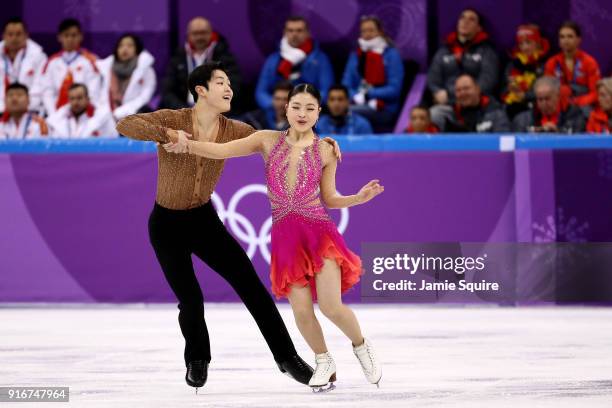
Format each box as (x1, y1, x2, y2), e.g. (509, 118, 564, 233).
(287, 284, 328, 354)
(315, 258, 365, 346)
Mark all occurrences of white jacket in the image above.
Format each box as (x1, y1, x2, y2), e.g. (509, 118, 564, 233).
(47, 104, 117, 138)
(0, 112, 48, 139)
(0, 39, 47, 112)
(37, 49, 102, 116)
(96, 50, 156, 120)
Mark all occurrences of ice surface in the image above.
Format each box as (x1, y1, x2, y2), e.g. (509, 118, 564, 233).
(1, 304, 611, 407)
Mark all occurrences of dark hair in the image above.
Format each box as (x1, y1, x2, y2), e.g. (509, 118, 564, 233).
(559, 20, 581, 37)
(327, 84, 349, 98)
(410, 104, 430, 116)
(6, 82, 28, 95)
(359, 15, 393, 45)
(360, 15, 384, 33)
(68, 83, 88, 96)
(3, 17, 27, 32)
(288, 83, 321, 105)
(460, 8, 483, 27)
(188, 61, 226, 102)
(113, 34, 144, 60)
(58, 18, 81, 34)
(273, 80, 294, 94)
(285, 16, 309, 30)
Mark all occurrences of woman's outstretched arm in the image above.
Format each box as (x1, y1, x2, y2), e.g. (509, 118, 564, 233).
(319, 144, 384, 209)
(164, 129, 271, 159)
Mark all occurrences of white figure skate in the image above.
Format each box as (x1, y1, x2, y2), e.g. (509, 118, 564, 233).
(353, 338, 382, 387)
(308, 352, 336, 393)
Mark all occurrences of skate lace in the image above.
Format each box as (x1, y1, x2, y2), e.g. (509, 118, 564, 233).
(314, 354, 333, 377)
(356, 343, 377, 374)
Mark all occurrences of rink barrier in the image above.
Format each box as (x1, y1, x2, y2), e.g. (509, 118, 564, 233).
(2, 133, 612, 303)
(1, 133, 612, 153)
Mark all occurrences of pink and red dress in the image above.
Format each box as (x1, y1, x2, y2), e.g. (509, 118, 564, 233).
(265, 130, 363, 299)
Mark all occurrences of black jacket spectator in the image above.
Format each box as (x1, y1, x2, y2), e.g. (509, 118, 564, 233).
(160, 34, 241, 110)
(428, 31, 499, 102)
(512, 104, 585, 133)
(512, 75, 585, 133)
(444, 95, 510, 132)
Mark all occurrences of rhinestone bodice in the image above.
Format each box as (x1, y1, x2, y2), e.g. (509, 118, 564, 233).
(265, 130, 330, 223)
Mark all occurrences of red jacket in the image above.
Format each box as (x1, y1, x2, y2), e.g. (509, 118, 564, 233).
(544, 50, 601, 106)
(586, 107, 610, 133)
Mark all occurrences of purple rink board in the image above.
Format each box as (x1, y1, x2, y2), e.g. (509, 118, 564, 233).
(1, 149, 612, 304)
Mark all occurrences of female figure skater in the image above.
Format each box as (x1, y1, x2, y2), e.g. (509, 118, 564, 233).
(164, 83, 383, 391)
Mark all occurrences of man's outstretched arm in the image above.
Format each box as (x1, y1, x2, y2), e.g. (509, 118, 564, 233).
(116, 110, 176, 143)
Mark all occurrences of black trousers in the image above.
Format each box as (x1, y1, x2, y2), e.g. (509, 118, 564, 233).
(148, 201, 297, 365)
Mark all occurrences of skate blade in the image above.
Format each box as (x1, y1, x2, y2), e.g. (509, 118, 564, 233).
(311, 382, 336, 393)
(373, 374, 382, 388)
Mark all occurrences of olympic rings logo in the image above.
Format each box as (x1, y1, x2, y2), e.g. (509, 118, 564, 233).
(211, 184, 349, 264)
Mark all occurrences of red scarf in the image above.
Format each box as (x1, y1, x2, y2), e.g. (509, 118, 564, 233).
(406, 123, 438, 133)
(536, 91, 569, 126)
(277, 38, 313, 79)
(540, 108, 560, 126)
(587, 108, 610, 133)
(56, 70, 74, 109)
(1, 110, 11, 122)
(453, 95, 490, 125)
(357, 48, 386, 86)
(55, 49, 98, 109)
(446, 31, 489, 63)
(510, 40, 550, 67)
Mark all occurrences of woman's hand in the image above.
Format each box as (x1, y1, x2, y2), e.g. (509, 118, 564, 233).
(356, 179, 384, 204)
(163, 130, 192, 153)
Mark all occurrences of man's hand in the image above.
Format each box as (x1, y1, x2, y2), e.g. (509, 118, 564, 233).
(434, 89, 449, 105)
(353, 91, 366, 105)
(541, 122, 558, 132)
(322, 137, 342, 162)
(163, 130, 192, 153)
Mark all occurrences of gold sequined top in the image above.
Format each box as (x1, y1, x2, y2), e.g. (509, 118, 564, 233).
(116, 108, 255, 210)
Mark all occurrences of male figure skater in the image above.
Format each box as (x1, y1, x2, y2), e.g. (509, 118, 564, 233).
(116, 61, 341, 392)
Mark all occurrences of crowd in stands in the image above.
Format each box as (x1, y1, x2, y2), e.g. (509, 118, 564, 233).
(421, 9, 609, 135)
(1, 9, 611, 140)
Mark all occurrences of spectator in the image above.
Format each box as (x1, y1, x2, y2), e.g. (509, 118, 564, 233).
(97, 34, 156, 121)
(0, 17, 47, 114)
(428, 8, 499, 128)
(405, 105, 438, 133)
(161, 17, 241, 109)
(513, 76, 585, 133)
(241, 80, 292, 130)
(0, 83, 48, 139)
(47, 83, 116, 138)
(38, 18, 101, 116)
(341, 15, 404, 132)
(502, 24, 550, 119)
(586, 77, 612, 134)
(544, 21, 600, 109)
(255, 16, 333, 114)
(317, 84, 373, 135)
(443, 74, 510, 132)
